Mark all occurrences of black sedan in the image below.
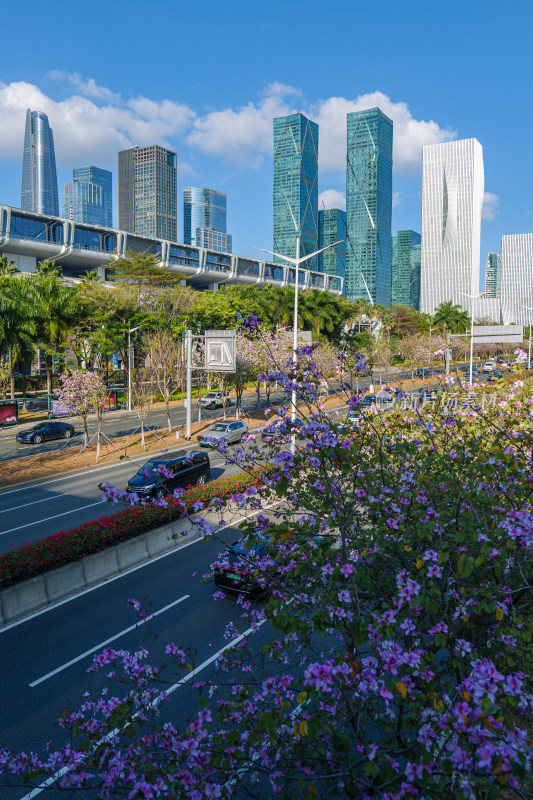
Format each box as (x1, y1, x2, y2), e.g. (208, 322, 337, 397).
(16, 421, 75, 444)
(214, 536, 272, 597)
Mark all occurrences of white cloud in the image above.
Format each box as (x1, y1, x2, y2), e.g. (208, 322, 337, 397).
(188, 93, 294, 168)
(310, 92, 456, 176)
(482, 191, 499, 220)
(48, 70, 121, 103)
(392, 191, 401, 208)
(319, 189, 346, 211)
(0, 79, 196, 170)
(263, 81, 302, 98)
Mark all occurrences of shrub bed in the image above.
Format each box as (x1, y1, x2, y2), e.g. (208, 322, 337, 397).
(0, 470, 262, 590)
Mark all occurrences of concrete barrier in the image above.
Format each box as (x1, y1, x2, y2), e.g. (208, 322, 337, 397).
(46, 562, 85, 604)
(0, 512, 212, 627)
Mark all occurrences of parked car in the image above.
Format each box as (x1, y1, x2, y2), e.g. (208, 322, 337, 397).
(483, 362, 496, 372)
(126, 452, 211, 499)
(261, 416, 305, 443)
(213, 535, 273, 597)
(198, 420, 248, 447)
(361, 393, 394, 409)
(485, 371, 502, 383)
(16, 421, 75, 444)
(26, 396, 55, 411)
(199, 391, 232, 410)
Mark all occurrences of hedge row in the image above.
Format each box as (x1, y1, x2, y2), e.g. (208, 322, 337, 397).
(0, 470, 262, 590)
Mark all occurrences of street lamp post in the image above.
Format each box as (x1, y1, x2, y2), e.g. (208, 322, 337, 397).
(256, 235, 343, 451)
(127, 325, 144, 412)
(458, 291, 485, 386)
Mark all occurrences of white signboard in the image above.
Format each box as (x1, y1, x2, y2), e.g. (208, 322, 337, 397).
(205, 330, 236, 372)
(297, 330, 313, 344)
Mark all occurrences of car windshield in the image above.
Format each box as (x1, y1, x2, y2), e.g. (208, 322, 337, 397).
(204, 393, 217, 398)
(210, 424, 229, 432)
(31, 423, 48, 430)
(135, 461, 167, 478)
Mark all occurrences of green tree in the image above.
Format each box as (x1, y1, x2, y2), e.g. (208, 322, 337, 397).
(106, 250, 184, 289)
(0, 274, 37, 398)
(433, 300, 470, 333)
(31, 271, 78, 395)
(0, 256, 18, 277)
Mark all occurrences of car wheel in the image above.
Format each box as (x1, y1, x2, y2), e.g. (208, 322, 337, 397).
(33, 435, 42, 444)
(196, 474, 207, 486)
(63, 429, 72, 439)
(209, 403, 216, 410)
(154, 488, 165, 500)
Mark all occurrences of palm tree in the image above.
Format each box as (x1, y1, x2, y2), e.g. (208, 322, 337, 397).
(0, 256, 18, 277)
(433, 301, 470, 334)
(0, 274, 37, 398)
(31, 272, 78, 394)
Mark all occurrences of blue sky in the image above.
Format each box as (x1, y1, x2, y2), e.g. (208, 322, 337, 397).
(1, 0, 531, 283)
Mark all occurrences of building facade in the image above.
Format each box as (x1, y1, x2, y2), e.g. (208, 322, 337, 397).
(273, 113, 319, 269)
(410, 243, 422, 311)
(420, 138, 484, 315)
(391, 230, 421, 307)
(183, 188, 229, 250)
(501, 234, 533, 325)
(21, 109, 59, 216)
(345, 107, 393, 306)
(62, 166, 112, 227)
(195, 228, 232, 253)
(485, 252, 502, 298)
(318, 208, 346, 280)
(118, 145, 177, 240)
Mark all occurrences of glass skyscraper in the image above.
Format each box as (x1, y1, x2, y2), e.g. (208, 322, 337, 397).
(118, 145, 177, 240)
(273, 113, 319, 269)
(21, 109, 59, 216)
(318, 209, 346, 280)
(62, 166, 112, 227)
(501, 235, 533, 325)
(485, 252, 502, 298)
(183, 188, 229, 250)
(420, 139, 484, 315)
(391, 230, 421, 307)
(346, 108, 393, 305)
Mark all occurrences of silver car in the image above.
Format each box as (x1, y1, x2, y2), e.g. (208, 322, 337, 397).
(199, 391, 232, 409)
(198, 420, 248, 447)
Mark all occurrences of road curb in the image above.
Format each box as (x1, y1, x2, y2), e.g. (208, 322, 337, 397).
(0, 515, 201, 628)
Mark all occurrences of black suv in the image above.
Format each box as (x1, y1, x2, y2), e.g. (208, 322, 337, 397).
(126, 452, 211, 499)
(16, 421, 75, 444)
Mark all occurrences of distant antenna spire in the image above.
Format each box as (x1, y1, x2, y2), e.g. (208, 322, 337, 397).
(321, 200, 326, 210)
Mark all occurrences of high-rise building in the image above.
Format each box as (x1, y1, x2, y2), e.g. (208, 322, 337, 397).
(273, 113, 319, 269)
(420, 138, 484, 315)
(118, 145, 177, 240)
(62, 166, 112, 227)
(21, 109, 59, 216)
(501, 234, 533, 325)
(183, 188, 230, 250)
(485, 252, 502, 298)
(318, 209, 346, 280)
(196, 228, 232, 253)
(410, 243, 422, 311)
(345, 107, 393, 306)
(391, 230, 421, 307)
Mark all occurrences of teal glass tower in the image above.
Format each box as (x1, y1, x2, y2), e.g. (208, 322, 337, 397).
(183, 188, 230, 250)
(318, 209, 346, 280)
(391, 230, 421, 307)
(273, 113, 319, 268)
(346, 108, 393, 305)
(62, 167, 112, 227)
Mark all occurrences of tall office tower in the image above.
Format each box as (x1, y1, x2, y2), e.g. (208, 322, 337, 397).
(391, 230, 421, 306)
(118, 145, 177, 240)
(273, 113, 319, 269)
(410, 243, 422, 311)
(62, 166, 112, 227)
(501, 234, 533, 325)
(195, 228, 232, 253)
(21, 109, 59, 216)
(485, 252, 502, 298)
(420, 139, 484, 315)
(318, 208, 346, 280)
(183, 188, 230, 249)
(345, 107, 393, 305)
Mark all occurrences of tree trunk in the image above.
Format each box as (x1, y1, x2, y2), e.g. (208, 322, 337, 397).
(10, 365, 15, 401)
(46, 353, 53, 396)
(141, 421, 145, 449)
(21, 360, 27, 411)
(83, 418, 89, 446)
(166, 398, 172, 432)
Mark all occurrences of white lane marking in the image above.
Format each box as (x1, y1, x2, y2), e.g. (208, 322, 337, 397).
(29, 594, 190, 687)
(0, 503, 282, 634)
(0, 502, 105, 537)
(18, 616, 267, 800)
(0, 444, 199, 497)
(0, 492, 72, 515)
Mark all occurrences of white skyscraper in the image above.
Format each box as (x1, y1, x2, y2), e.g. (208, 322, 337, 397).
(420, 138, 484, 315)
(501, 234, 533, 325)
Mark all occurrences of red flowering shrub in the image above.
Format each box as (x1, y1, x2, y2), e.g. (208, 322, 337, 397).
(0, 469, 263, 590)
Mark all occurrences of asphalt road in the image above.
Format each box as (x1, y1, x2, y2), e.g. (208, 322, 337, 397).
(0, 509, 279, 800)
